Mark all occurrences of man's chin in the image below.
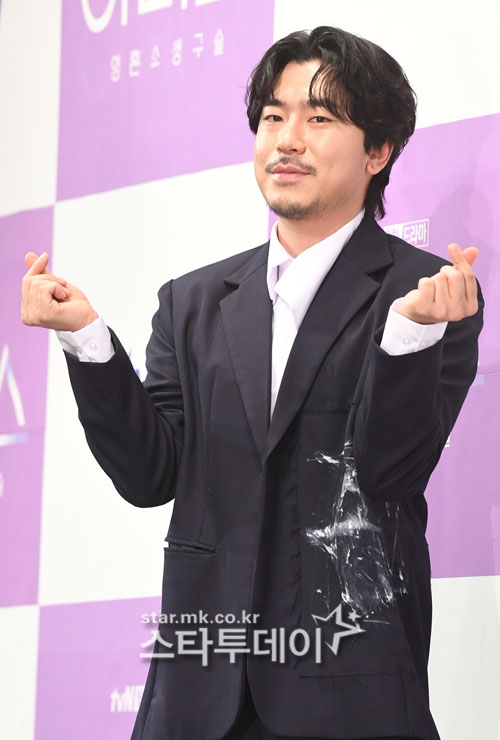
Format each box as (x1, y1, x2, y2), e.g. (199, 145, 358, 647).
(267, 197, 322, 220)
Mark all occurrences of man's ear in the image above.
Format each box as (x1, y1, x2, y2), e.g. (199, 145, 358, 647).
(366, 140, 394, 176)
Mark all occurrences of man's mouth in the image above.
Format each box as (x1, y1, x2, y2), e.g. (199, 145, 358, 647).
(271, 165, 310, 181)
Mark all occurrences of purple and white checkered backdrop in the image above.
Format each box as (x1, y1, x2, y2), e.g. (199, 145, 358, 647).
(0, 1, 499, 738)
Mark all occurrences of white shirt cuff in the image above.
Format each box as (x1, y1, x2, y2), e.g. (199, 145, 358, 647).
(380, 297, 448, 355)
(55, 315, 115, 362)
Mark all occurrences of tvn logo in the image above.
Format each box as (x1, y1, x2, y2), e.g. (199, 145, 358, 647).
(0, 344, 27, 449)
(110, 685, 145, 712)
(384, 218, 430, 249)
(82, 0, 221, 33)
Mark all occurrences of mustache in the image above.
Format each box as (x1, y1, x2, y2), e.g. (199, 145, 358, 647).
(265, 157, 317, 175)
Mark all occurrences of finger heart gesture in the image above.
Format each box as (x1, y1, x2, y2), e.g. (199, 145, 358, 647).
(398, 244, 479, 324)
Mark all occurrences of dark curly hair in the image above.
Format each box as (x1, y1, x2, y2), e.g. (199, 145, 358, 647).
(245, 26, 417, 220)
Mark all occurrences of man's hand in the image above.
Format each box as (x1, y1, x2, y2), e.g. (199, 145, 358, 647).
(397, 243, 479, 325)
(21, 252, 98, 332)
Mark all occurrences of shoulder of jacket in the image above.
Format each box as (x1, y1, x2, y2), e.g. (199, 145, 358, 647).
(177, 243, 265, 282)
(386, 232, 454, 271)
(155, 242, 267, 304)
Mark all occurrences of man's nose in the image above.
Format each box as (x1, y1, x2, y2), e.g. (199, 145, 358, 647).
(276, 118, 306, 155)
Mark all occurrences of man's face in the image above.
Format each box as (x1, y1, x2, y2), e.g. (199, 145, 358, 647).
(253, 59, 374, 222)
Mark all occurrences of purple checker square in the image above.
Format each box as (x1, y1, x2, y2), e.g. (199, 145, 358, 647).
(377, 113, 499, 577)
(425, 372, 499, 578)
(493, 501, 500, 576)
(36, 596, 161, 740)
(0, 208, 53, 606)
(380, 113, 500, 373)
(58, 0, 275, 200)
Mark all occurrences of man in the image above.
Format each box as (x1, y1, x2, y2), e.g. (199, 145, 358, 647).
(22, 26, 483, 740)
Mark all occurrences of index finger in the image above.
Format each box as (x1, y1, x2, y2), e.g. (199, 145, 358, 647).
(447, 244, 478, 305)
(447, 243, 476, 273)
(25, 252, 50, 276)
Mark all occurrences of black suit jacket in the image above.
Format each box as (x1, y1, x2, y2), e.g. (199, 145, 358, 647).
(63, 214, 484, 739)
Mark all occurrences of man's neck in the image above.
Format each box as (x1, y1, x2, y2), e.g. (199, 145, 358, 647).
(276, 208, 364, 257)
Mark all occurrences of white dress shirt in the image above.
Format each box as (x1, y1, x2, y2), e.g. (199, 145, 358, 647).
(56, 210, 448, 420)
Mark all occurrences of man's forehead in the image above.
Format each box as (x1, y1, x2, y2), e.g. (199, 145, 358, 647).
(266, 61, 332, 108)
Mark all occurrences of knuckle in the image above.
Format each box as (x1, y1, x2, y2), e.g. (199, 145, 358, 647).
(40, 281, 54, 294)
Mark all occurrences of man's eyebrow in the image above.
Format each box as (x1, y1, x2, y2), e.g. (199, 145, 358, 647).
(262, 96, 329, 110)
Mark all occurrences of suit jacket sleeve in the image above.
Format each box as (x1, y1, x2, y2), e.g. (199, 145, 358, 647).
(352, 279, 485, 503)
(63, 279, 184, 507)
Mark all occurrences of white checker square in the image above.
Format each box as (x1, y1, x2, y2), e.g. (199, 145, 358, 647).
(0, 604, 39, 739)
(428, 575, 500, 740)
(273, 0, 500, 130)
(0, 0, 61, 216)
(39, 162, 269, 605)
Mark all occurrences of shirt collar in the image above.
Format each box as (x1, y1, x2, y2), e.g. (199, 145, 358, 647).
(266, 208, 365, 327)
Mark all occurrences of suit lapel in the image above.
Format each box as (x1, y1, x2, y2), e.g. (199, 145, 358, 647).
(219, 245, 272, 461)
(219, 216, 394, 464)
(265, 216, 393, 459)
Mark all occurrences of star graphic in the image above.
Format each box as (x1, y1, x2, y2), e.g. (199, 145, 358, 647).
(312, 603, 366, 656)
(348, 609, 361, 622)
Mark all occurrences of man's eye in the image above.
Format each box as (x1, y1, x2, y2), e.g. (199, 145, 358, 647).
(263, 114, 282, 122)
(312, 116, 330, 123)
